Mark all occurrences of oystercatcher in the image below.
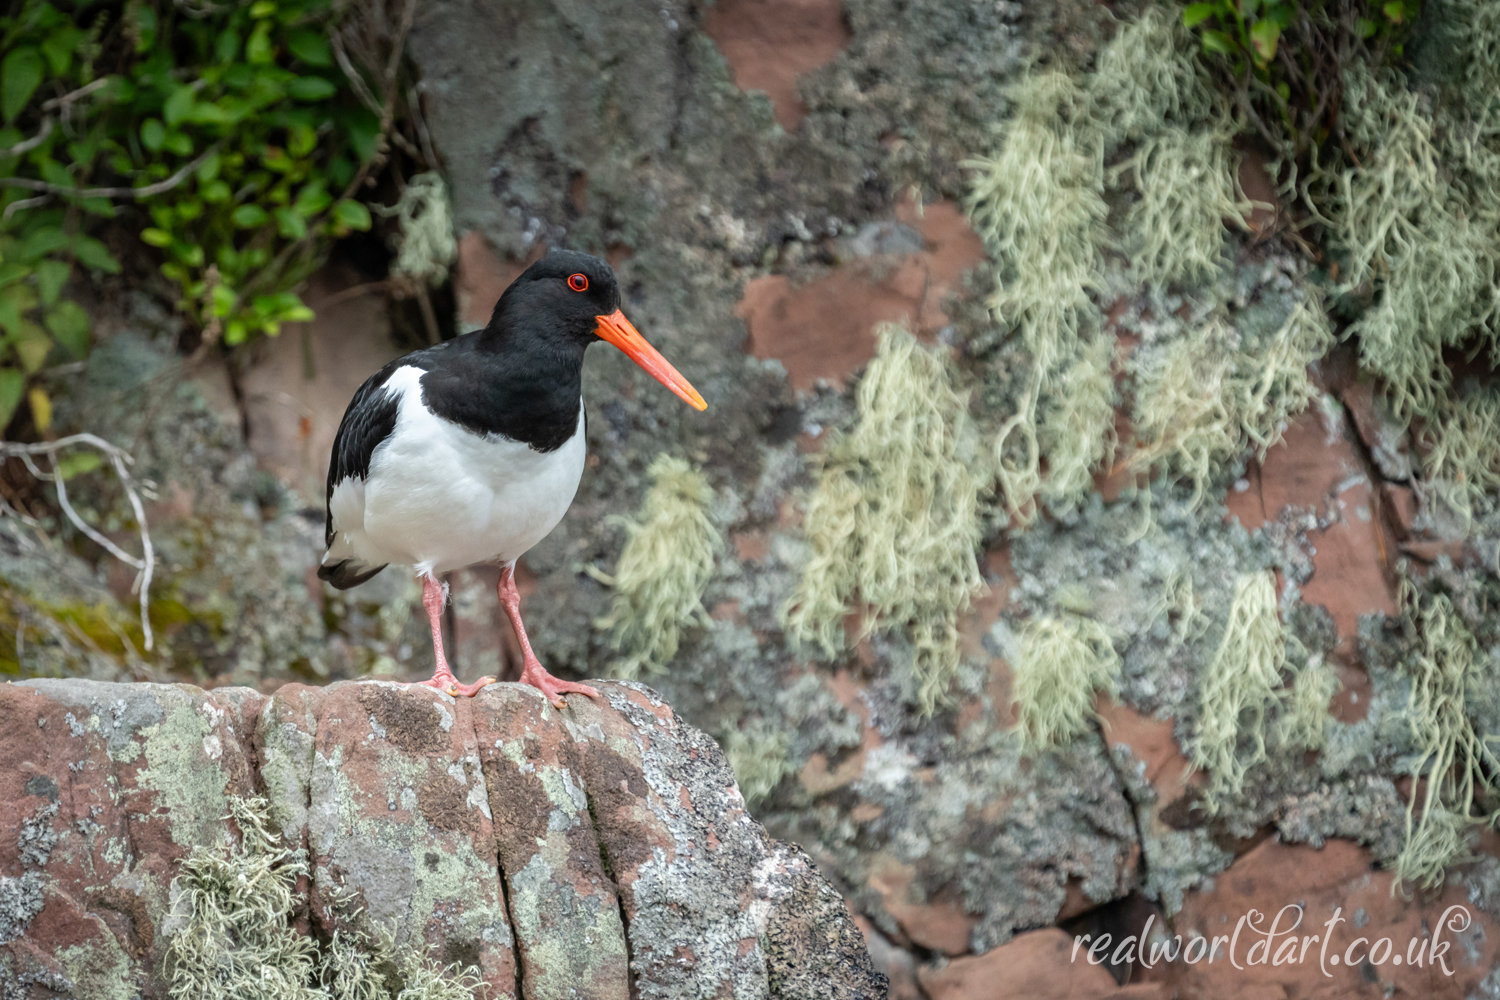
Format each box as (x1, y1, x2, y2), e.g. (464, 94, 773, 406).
(319, 249, 706, 704)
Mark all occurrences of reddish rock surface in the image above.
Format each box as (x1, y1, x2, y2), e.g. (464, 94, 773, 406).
(1226, 406, 1398, 654)
(1137, 837, 1500, 999)
(739, 200, 986, 393)
(228, 269, 403, 501)
(0, 678, 885, 999)
(920, 927, 1166, 1000)
(701, 0, 851, 130)
(454, 232, 546, 332)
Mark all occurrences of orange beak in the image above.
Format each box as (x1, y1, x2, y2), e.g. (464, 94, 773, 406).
(594, 309, 707, 411)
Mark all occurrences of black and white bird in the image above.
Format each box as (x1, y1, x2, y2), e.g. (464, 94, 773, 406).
(319, 249, 706, 704)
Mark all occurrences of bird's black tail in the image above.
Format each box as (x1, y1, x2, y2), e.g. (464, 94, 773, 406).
(317, 559, 387, 590)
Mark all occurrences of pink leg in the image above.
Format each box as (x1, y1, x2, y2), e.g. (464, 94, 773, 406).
(500, 564, 599, 708)
(415, 575, 495, 697)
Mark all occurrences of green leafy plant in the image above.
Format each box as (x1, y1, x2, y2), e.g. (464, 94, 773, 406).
(1179, 0, 1419, 167)
(0, 0, 425, 432)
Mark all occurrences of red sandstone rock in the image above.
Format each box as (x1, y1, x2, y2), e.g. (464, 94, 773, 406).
(701, 0, 850, 130)
(0, 678, 886, 999)
(919, 927, 1163, 1000)
(1137, 837, 1500, 999)
(1231, 408, 1398, 653)
(738, 201, 985, 394)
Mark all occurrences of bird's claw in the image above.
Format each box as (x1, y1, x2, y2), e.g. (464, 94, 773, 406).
(417, 674, 496, 698)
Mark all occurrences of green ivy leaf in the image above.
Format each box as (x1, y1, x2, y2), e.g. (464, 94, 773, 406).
(33, 259, 69, 305)
(1250, 19, 1280, 63)
(164, 86, 197, 127)
(141, 118, 166, 151)
(246, 22, 275, 65)
(18, 227, 67, 263)
(41, 28, 85, 77)
(273, 206, 307, 239)
(1, 47, 43, 124)
(201, 179, 231, 202)
(131, 5, 158, 53)
(141, 228, 173, 247)
(0, 367, 23, 431)
(1383, 0, 1405, 21)
(210, 283, 236, 317)
(1200, 29, 1237, 55)
(55, 450, 103, 479)
(71, 236, 121, 274)
(188, 102, 233, 125)
(14, 327, 52, 373)
(1182, 3, 1218, 27)
(288, 76, 337, 102)
(163, 131, 193, 156)
(332, 200, 371, 231)
(232, 204, 269, 227)
(44, 300, 90, 358)
(288, 30, 333, 67)
(215, 28, 241, 63)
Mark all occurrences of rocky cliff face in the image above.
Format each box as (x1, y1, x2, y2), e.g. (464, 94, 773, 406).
(0, 678, 883, 999)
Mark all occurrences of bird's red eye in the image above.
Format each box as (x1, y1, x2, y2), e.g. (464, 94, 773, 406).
(568, 273, 589, 292)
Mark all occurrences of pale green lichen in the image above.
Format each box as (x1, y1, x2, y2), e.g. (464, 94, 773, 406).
(722, 719, 795, 807)
(1012, 613, 1120, 749)
(1188, 571, 1286, 806)
(137, 701, 230, 851)
(1035, 334, 1117, 513)
(966, 71, 1107, 520)
(162, 796, 480, 1000)
(1277, 653, 1339, 752)
(782, 324, 986, 715)
(1330, 64, 1500, 428)
(967, 8, 1257, 519)
(1393, 580, 1500, 890)
(1128, 297, 1332, 505)
(599, 454, 720, 679)
(1116, 126, 1245, 286)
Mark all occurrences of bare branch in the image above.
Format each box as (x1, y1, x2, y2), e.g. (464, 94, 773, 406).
(0, 144, 220, 201)
(0, 434, 157, 651)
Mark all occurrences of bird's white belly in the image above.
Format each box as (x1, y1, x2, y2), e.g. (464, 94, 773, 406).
(350, 366, 585, 575)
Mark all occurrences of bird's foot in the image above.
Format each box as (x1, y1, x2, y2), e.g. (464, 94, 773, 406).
(519, 663, 599, 709)
(416, 670, 496, 698)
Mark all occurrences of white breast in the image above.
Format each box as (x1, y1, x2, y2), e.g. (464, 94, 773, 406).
(333, 365, 586, 576)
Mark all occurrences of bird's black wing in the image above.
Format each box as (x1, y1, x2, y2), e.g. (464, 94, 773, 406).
(317, 358, 409, 591)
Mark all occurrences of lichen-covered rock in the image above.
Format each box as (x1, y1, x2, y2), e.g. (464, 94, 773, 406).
(0, 677, 885, 999)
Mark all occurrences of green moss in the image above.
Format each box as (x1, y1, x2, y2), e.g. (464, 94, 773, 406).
(162, 796, 481, 1000)
(1012, 613, 1120, 749)
(1188, 571, 1286, 806)
(782, 324, 986, 715)
(1393, 580, 1500, 890)
(599, 454, 721, 679)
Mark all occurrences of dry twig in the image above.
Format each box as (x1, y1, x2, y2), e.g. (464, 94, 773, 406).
(0, 434, 157, 651)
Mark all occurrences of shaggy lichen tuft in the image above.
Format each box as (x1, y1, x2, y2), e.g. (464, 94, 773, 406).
(1012, 613, 1120, 750)
(599, 455, 720, 679)
(1277, 653, 1339, 751)
(162, 797, 480, 1000)
(1127, 297, 1332, 505)
(782, 324, 986, 715)
(1394, 580, 1500, 890)
(1188, 571, 1286, 806)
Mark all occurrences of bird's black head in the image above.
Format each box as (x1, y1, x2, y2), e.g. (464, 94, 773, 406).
(491, 249, 621, 345)
(484, 249, 706, 411)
